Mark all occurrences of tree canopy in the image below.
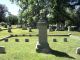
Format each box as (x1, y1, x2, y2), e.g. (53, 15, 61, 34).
(0, 4, 8, 22)
(10, 0, 80, 27)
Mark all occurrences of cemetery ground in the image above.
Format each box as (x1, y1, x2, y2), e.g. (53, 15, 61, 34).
(0, 28, 80, 60)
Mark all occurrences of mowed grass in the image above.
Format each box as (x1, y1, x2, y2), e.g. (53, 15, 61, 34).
(0, 29, 80, 60)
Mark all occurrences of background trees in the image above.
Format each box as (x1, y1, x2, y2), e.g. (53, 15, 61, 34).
(6, 14, 18, 25)
(0, 4, 8, 22)
(10, 0, 80, 30)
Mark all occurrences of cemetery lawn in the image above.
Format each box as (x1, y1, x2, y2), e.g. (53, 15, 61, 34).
(0, 29, 80, 60)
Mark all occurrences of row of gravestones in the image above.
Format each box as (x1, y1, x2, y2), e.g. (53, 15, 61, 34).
(53, 38, 68, 42)
(3, 38, 29, 42)
(3, 38, 67, 42)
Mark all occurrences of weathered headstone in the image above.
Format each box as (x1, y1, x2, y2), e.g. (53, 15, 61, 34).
(60, 24, 64, 31)
(15, 39, 19, 42)
(8, 25, 12, 33)
(0, 28, 2, 31)
(49, 25, 53, 31)
(55, 23, 60, 31)
(15, 34, 18, 37)
(36, 20, 51, 53)
(4, 38, 8, 42)
(25, 39, 29, 42)
(22, 34, 26, 36)
(0, 46, 5, 53)
(76, 47, 80, 54)
(64, 38, 67, 42)
(53, 39, 57, 42)
(68, 26, 71, 32)
(10, 34, 14, 37)
(29, 27, 32, 32)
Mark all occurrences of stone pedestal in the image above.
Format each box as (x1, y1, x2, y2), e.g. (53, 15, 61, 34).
(36, 21, 51, 53)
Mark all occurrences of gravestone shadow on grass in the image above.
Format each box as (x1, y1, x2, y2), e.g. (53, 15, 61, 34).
(37, 48, 75, 59)
(50, 49, 75, 59)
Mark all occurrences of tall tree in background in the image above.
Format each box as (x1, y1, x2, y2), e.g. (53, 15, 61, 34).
(0, 4, 8, 22)
(6, 14, 18, 25)
(10, 0, 80, 28)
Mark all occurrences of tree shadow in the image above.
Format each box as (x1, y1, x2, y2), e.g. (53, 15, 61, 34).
(49, 49, 75, 59)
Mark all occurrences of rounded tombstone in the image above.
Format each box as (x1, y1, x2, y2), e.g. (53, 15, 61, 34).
(76, 47, 80, 54)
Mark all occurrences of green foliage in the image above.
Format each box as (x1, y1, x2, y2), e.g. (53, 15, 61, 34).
(6, 15, 18, 25)
(0, 4, 8, 22)
(10, 0, 80, 27)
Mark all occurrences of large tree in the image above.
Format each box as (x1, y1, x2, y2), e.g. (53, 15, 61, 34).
(6, 14, 18, 25)
(0, 4, 8, 22)
(10, 0, 79, 27)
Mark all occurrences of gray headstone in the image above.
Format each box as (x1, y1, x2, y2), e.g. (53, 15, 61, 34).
(64, 38, 67, 42)
(53, 39, 57, 42)
(22, 34, 26, 36)
(29, 27, 32, 32)
(25, 39, 29, 42)
(0, 28, 2, 31)
(49, 25, 53, 31)
(36, 20, 51, 53)
(10, 34, 14, 37)
(68, 26, 70, 31)
(8, 27, 12, 33)
(0, 46, 5, 53)
(76, 47, 80, 54)
(4, 38, 8, 42)
(15, 34, 18, 37)
(15, 39, 19, 42)
(55, 23, 61, 31)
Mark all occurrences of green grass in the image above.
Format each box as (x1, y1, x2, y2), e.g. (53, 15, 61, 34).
(0, 29, 80, 60)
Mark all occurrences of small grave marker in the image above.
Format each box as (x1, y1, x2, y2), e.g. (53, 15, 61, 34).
(64, 38, 67, 42)
(4, 38, 8, 42)
(25, 39, 29, 42)
(0, 46, 6, 53)
(53, 39, 57, 42)
(15, 39, 19, 42)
